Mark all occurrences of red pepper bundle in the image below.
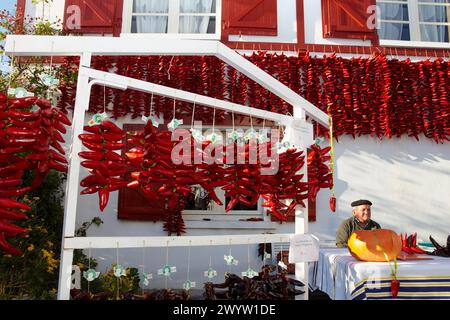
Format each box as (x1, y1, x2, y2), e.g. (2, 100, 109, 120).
(0, 95, 73, 256)
(368, 55, 384, 140)
(359, 57, 373, 136)
(219, 141, 269, 212)
(29, 99, 71, 185)
(375, 53, 394, 139)
(307, 144, 333, 201)
(0, 198, 30, 256)
(255, 147, 307, 221)
(400, 232, 428, 255)
(79, 120, 128, 211)
(435, 59, 449, 142)
(418, 60, 436, 140)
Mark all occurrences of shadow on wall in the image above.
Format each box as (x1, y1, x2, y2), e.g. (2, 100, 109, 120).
(311, 134, 450, 243)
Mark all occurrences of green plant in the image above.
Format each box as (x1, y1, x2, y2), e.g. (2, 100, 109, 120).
(0, 171, 66, 299)
(99, 264, 141, 299)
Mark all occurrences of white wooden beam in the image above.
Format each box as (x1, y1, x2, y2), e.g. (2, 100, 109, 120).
(216, 42, 329, 126)
(57, 53, 91, 301)
(64, 234, 293, 249)
(82, 67, 294, 124)
(4, 35, 218, 56)
(5, 35, 328, 125)
(293, 106, 309, 301)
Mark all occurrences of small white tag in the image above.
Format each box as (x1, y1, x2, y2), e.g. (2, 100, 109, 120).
(288, 234, 320, 263)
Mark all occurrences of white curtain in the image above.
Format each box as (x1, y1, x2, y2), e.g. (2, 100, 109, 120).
(419, 2, 448, 42)
(133, 0, 168, 33)
(379, 3, 408, 40)
(179, 0, 214, 33)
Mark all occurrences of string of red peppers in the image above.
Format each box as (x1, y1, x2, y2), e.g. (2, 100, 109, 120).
(77, 118, 333, 234)
(59, 53, 449, 143)
(0, 93, 72, 256)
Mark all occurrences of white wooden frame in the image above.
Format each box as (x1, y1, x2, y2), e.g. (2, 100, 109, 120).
(5, 36, 329, 300)
(121, 0, 222, 40)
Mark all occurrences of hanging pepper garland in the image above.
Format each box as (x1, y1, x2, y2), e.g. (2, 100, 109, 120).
(1, 93, 72, 256)
(58, 53, 450, 143)
(76, 114, 334, 234)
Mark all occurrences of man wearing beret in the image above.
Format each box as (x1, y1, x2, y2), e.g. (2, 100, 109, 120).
(335, 199, 381, 248)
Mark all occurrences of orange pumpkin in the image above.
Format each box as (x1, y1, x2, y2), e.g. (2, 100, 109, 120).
(347, 229, 402, 262)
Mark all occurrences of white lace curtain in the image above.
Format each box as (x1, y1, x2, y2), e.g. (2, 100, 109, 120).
(419, 0, 448, 42)
(133, 0, 214, 33)
(379, 0, 448, 42)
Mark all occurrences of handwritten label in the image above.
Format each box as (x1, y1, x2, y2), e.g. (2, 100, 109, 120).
(288, 234, 320, 263)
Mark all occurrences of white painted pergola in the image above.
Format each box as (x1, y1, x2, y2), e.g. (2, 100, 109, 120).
(5, 35, 329, 300)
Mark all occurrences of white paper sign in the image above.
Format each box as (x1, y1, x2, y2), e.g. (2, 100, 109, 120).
(283, 118, 314, 149)
(288, 234, 320, 263)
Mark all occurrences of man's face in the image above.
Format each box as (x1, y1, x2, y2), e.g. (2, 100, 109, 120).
(353, 205, 371, 224)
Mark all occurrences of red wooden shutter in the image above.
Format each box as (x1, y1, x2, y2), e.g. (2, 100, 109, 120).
(63, 0, 123, 36)
(117, 124, 166, 221)
(15, 0, 26, 34)
(225, 0, 278, 36)
(321, 0, 378, 44)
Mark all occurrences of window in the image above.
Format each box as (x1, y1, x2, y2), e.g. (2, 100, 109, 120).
(377, 0, 450, 42)
(122, 0, 221, 38)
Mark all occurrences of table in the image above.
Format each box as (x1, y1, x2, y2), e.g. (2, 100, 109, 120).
(309, 248, 450, 300)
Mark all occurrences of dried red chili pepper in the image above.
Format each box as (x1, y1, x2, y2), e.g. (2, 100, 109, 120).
(391, 279, 400, 298)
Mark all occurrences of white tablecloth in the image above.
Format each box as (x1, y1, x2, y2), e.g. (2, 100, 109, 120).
(309, 248, 450, 300)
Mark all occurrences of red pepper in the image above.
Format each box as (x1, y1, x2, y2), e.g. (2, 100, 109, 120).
(5, 127, 41, 137)
(51, 140, 66, 155)
(4, 137, 37, 146)
(79, 151, 104, 161)
(330, 196, 336, 212)
(0, 147, 25, 155)
(0, 233, 23, 256)
(100, 120, 123, 134)
(56, 110, 72, 126)
(0, 161, 30, 175)
(49, 149, 68, 164)
(79, 134, 103, 143)
(98, 188, 110, 211)
(80, 186, 100, 195)
(49, 159, 68, 173)
(0, 186, 32, 198)
(7, 109, 41, 120)
(103, 132, 126, 141)
(391, 279, 400, 298)
(0, 208, 28, 220)
(0, 220, 28, 234)
(0, 198, 30, 210)
(35, 98, 52, 110)
(0, 178, 22, 188)
(225, 197, 239, 212)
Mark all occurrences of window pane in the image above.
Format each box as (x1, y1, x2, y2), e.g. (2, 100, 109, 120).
(379, 3, 409, 21)
(225, 197, 258, 211)
(180, 0, 216, 13)
(379, 22, 411, 40)
(179, 16, 216, 33)
(419, 4, 449, 22)
(420, 24, 449, 41)
(133, 0, 169, 13)
(131, 16, 168, 33)
(184, 186, 214, 210)
(418, 0, 449, 3)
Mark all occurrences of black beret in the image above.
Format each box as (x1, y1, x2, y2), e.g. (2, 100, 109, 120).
(351, 199, 372, 207)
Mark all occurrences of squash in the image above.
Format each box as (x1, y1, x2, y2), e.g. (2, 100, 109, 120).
(347, 229, 402, 262)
